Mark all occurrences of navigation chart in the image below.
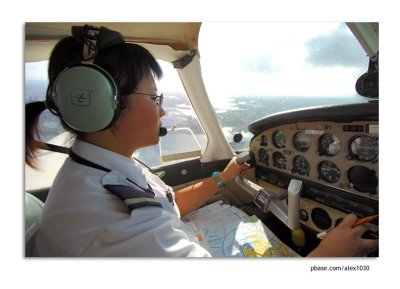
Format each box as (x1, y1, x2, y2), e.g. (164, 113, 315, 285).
(183, 201, 299, 257)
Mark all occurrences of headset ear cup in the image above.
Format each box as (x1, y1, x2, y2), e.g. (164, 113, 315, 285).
(52, 64, 120, 133)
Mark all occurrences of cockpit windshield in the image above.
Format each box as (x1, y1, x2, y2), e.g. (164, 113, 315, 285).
(199, 22, 370, 151)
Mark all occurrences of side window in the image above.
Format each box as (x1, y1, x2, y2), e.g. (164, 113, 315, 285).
(135, 60, 207, 167)
(25, 61, 69, 191)
(25, 59, 207, 190)
(25, 61, 66, 142)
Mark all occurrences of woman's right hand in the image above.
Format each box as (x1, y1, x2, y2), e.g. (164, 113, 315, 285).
(308, 214, 378, 257)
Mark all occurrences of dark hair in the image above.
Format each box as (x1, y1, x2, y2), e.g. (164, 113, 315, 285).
(25, 33, 163, 168)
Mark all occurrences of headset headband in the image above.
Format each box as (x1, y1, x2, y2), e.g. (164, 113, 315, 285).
(71, 25, 125, 61)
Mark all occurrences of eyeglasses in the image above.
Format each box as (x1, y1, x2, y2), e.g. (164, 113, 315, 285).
(136, 92, 163, 108)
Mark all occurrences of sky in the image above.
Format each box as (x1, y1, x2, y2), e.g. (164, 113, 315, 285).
(199, 22, 369, 106)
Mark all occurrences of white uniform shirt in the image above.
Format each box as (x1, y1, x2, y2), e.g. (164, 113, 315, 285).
(27, 140, 211, 257)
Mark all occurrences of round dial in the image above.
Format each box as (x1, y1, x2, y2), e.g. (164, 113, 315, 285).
(348, 166, 378, 193)
(318, 160, 341, 183)
(349, 135, 378, 162)
(318, 133, 341, 156)
(272, 151, 287, 169)
(292, 155, 310, 176)
(272, 131, 286, 148)
(260, 135, 268, 146)
(311, 208, 332, 230)
(293, 132, 310, 152)
(258, 148, 269, 165)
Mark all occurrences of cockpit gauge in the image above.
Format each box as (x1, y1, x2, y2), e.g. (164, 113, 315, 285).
(349, 135, 378, 162)
(318, 160, 341, 183)
(272, 151, 287, 169)
(272, 131, 286, 148)
(348, 166, 378, 193)
(260, 135, 268, 146)
(293, 132, 310, 152)
(292, 155, 310, 176)
(258, 148, 269, 165)
(318, 133, 341, 156)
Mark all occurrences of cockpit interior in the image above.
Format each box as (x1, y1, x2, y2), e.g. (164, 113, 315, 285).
(24, 21, 379, 258)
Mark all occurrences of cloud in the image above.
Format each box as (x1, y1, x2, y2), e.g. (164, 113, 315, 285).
(243, 54, 278, 73)
(305, 25, 369, 68)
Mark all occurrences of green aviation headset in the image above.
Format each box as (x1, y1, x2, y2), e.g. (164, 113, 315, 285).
(46, 25, 125, 133)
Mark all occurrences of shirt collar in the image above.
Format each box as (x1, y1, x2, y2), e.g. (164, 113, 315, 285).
(70, 139, 148, 188)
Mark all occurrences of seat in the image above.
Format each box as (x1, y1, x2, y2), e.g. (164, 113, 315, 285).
(25, 193, 44, 256)
(25, 192, 44, 231)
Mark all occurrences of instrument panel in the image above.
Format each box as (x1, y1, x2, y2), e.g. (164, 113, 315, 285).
(246, 102, 379, 250)
(250, 120, 379, 199)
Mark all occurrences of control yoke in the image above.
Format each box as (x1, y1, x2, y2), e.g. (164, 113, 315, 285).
(235, 176, 303, 230)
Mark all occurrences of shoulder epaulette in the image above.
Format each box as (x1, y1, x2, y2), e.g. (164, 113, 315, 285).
(102, 171, 162, 212)
(104, 184, 162, 211)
